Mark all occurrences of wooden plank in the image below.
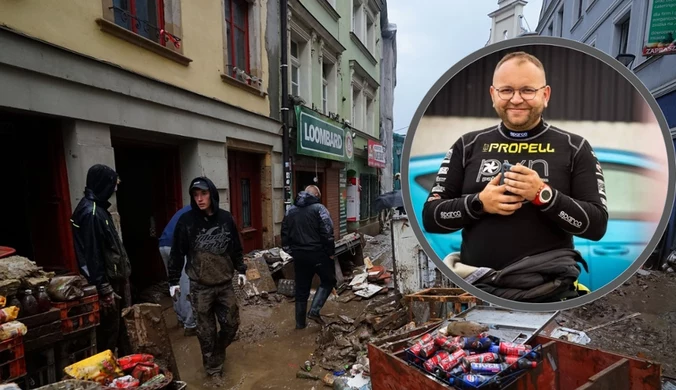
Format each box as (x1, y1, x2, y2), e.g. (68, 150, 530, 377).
(368, 344, 451, 390)
(534, 336, 661, 390)
(507, 341, 559, 390)
(576, 359, 631, 390)
(405, 295, 478, 303)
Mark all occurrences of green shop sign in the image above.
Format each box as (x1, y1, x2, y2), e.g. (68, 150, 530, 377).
(295, 106, 354, 162)
(643, 0, 676, 56)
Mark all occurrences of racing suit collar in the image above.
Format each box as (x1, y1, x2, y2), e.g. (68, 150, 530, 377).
(499, 118, 547, 140)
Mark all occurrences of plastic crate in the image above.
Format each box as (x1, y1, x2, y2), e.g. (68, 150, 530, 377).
(0, 337, 26, 383)
(55, 329, 97, 376)
(24, 347, 56, 389)
(52, 296, 100, 335)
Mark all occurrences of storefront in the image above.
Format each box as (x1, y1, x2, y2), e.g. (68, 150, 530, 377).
(292, 105, 353, 239)
(345, 135, 384, 237)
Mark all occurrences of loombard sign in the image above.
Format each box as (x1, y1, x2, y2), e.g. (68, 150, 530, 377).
(643, 0, 676, 56)
(296, 106, 354, 162)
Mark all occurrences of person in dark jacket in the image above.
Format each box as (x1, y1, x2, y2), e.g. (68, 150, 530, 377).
(168, 176, 248, 378)
(159, 204, 196, 336)
(281, 185, 336, 329)
(70, 164, 132, 356)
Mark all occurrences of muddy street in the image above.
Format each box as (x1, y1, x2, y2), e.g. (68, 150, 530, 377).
(164, 295, 369, 390)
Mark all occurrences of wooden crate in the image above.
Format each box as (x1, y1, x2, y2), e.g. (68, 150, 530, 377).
(404, 288, 480, 323)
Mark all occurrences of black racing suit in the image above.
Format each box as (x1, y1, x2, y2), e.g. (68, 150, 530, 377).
(168, 176, 247, 376)
(70, 164, 132, 356)
(422, 119, 609, 271)
(281, 191, 336, 327)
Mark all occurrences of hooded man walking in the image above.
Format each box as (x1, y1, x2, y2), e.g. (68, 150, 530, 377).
(168, 177, 248, 378)
(70, 164, 132, 356)
(281, 185, 336, 329)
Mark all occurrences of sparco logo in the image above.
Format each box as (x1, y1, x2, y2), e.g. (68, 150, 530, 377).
(558, 211, 582, 228)
(440, 211, 462, 219)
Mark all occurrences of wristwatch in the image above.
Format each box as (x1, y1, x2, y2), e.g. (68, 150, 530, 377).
(532, 184, 553, 206)
(470, 194, 485, 215)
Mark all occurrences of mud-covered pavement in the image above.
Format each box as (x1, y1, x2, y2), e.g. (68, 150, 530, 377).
(165, 295, 369, 390)
(556, 270, 676, 379)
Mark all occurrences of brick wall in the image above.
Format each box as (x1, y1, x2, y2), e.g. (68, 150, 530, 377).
(325, 167, 340, 240)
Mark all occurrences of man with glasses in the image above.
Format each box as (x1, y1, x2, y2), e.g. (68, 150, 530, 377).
(422, 51, 608, 279)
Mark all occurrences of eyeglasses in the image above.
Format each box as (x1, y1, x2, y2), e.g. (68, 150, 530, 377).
(492, 86, 546, 101)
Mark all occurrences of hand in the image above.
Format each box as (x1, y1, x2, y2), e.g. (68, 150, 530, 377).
(169, 285, 181, 301)
(237, 274, 247, 287)
(503, 163, 546, 201)
(100, 292, 118, 313)
(478, 173, 526, 216)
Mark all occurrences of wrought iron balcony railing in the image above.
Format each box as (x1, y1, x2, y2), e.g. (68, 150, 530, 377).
(109, 6, 182, 49)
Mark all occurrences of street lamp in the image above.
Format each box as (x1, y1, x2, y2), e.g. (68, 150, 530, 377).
(615, 53, 636, 68)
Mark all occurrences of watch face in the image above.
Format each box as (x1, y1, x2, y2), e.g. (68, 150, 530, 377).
(541, 188, 553, 202)
(471, 198, 483, 212)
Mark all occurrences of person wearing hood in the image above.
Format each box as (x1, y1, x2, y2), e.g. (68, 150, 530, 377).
(167, 177, 248, 378)
(281, 185, 336, 329)
(70, 164, 132, 356)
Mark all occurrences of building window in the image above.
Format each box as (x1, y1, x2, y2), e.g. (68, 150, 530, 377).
(322, 78, 328, 114)
(576, 0, 584, 20)
(322, 60, 337, 114)
(557, 8, 564, 36)
(352, 1, 365, 41)
(366, 97, 375, 135)
(352, 87, 363, 129)
(548, 24, 554, 36)
(618, 17, 630, 54)
(366, 13, 376, 53)
(111, 0, 166, 44)
(224, 0, 250, 76)
(241, 178, 251, 228)
(291, 40, 301, 97)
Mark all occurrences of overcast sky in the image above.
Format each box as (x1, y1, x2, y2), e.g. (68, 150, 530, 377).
(387, 0, 544, 134)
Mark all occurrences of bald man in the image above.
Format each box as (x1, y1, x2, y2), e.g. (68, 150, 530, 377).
(422, 51, 608, 273)
(281, 185, 336, 328)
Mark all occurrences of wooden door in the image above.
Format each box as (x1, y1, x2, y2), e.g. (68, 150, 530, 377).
(228, 150, 262, 253)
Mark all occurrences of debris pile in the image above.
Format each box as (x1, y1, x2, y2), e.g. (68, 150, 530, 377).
(0, 256, 56, 298)
(312, 292, 411, 372)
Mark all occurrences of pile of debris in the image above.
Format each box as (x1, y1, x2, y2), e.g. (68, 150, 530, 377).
(0, 255, 55, 298)
(311, 291, 414, 373)
(334, 261, 394, 303)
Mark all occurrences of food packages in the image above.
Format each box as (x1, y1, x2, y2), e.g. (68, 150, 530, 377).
(111, 375, 140, 389)
(0, 307, 19, 324)
(131, 363, 160, 384)
(0, 296, 6, 308)
(64, 350, 125, 384)
(0, 321, 27, 341)
(117, 354, 155, 372)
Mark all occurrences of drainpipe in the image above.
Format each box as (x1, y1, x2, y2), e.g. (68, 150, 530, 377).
(280, 0, 292, 213)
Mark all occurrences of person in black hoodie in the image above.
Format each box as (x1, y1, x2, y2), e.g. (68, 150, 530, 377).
(281, 185, 336, 329)
(168, 176, 247, 378)
(70, 164, 132, 356)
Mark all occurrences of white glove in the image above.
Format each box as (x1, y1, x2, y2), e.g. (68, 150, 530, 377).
(237, 274, 247, 286)
(169, 285, 181, 298)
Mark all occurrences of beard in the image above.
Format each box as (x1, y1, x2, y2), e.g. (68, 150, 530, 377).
(497, 105, 544, 131)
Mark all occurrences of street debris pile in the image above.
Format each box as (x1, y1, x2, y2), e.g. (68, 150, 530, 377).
(311, 292, 411, 372)
(0, 255, 56, 298)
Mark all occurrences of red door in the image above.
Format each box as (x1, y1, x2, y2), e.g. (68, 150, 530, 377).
(228, 150, 262, 253)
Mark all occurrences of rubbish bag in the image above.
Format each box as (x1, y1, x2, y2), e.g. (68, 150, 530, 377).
(48, 276, 88, 302)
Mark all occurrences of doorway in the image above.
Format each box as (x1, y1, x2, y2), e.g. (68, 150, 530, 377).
(228, 150, 263, 254)
(0, 112, 75, 273)
(294, 170, 326, 207)
(112, 140, 182, 295)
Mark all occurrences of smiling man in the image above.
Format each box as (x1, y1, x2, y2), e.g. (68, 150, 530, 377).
(421, 51, 609, 294)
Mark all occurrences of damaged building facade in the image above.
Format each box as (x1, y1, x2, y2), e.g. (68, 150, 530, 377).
(0, 0, 284, 295)
(287, 0, 390, 238)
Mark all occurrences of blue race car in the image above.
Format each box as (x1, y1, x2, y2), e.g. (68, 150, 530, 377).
(408, 148, 661, 291)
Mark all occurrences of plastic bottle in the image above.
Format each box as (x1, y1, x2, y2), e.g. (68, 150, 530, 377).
(488, 341, 532, 357)
(448, 374, 492, 389)
(503, 356, 539, 369)
(468, 362, 509, 375)
(37, 286, 52, 313)
(19, 289, 39, 317)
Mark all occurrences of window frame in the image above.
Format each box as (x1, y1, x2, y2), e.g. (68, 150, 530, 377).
(111, 0, 167, 45)
(290, 39, 301, 97)
(224, 0, 251, 77)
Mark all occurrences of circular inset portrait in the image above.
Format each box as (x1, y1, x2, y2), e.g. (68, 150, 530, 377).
(401, 36, 675, 311)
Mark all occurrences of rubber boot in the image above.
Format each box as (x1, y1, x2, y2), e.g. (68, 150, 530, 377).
(307, 287, 331, 326)
(295, 301, 307, 329)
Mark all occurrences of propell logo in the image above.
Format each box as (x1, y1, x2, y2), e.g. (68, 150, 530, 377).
(558, 211, 582, 228)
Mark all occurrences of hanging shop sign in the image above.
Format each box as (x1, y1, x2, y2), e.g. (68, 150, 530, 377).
(367, 140, 386, 168)
(295, 106, 354, 162)
(643, 0, 676, 56)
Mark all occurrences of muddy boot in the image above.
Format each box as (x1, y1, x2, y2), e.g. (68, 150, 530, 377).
(184, 327, 197, 337)
(295, 301, 307, 329)
(307, 287, 331, 326)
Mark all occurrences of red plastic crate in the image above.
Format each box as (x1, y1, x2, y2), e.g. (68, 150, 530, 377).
(0, 336, 26, 382)
(52, 295, 100, 334)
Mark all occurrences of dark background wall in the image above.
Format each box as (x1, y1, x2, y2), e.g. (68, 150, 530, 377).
(425, 44, 641, 122)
